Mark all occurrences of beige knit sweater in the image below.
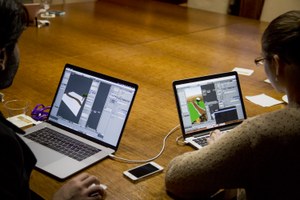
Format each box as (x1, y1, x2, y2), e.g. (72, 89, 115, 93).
(166, 107, 300, 200)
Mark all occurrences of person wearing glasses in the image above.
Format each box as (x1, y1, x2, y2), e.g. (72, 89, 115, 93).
(165, 10, 300, 200)
(0, 1, 106, 199)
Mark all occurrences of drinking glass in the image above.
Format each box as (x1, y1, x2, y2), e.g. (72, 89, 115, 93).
(40, 0, 53, 18)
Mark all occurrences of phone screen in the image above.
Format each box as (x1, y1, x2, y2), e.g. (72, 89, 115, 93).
(128, 163, 160, 178)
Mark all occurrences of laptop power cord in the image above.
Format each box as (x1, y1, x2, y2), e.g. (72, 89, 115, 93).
(175, 135, 186, 146)
(108, 124, 180, 164)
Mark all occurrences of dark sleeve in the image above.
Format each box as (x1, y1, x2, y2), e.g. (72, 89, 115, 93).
(0, 128, 26, 199)
(0, 120, 35, 199)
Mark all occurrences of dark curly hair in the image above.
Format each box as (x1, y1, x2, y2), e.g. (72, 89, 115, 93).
(262, 10, 300, 66)
(0, 0, 28, 52)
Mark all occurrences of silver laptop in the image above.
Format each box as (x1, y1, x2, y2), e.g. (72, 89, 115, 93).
(20, 63, 138, 180)
(173, 71, 247, 149)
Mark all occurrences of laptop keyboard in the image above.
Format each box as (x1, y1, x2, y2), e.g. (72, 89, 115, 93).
(25, 127, 101, 161)
(193, 135, 210, 147)
(193, 130, 230, 147)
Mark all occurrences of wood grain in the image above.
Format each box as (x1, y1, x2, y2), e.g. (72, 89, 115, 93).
(1, 0, 285, 199)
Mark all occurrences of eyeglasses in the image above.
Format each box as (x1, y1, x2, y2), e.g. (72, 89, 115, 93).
(254, 57, 266, 67)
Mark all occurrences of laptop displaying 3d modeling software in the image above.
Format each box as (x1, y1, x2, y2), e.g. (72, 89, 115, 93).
(20, 63, 138, 180)
(173, 71, 247, 149)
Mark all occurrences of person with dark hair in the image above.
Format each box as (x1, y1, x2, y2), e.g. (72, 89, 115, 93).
(0, 0, 106, 199)
(0, 0, 28, 88)
(165, 10, 300, 200)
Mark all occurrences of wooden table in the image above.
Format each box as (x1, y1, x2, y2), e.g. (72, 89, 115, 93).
(1, 0, 286, 199)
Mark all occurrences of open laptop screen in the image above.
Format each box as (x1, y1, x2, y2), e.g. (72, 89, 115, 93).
(48, 64, 138, 149)
(173, 72, 246, 137)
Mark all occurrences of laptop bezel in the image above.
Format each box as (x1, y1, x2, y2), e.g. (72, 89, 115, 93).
(45, 63, 138, 151)
(173, 71, 247, 140)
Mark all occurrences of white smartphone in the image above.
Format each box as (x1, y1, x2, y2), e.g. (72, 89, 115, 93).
(123, 162, 164, 182)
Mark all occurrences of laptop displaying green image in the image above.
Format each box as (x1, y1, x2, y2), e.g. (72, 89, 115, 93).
(173, 71, 247, 149)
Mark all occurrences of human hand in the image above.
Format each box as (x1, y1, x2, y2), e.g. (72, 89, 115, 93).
(52, 172, 106, 200)
(207, 129, 222, 145)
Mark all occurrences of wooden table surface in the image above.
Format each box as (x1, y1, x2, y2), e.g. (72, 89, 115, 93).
(1, 0, 286, 199)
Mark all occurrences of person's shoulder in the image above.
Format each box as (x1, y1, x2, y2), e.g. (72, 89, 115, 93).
(286, 106, 300, 115)
(263, 107, 300, 122)
(242, 107, 300, 139)
(247, 107, 299, 122)
(0, 116, 18, 142)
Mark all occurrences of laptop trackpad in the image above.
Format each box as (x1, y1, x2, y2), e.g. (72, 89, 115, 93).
(29, 142, 64, 167)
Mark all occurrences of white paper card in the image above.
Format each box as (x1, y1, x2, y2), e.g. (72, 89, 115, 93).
(282, 95, 288, 104)
(246, 93, 283, 107)
(7, 114, 39, 128)
(232, 67, 254, 76)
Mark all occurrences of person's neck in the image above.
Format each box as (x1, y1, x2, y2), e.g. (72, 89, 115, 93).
(287, 90, 300, 108)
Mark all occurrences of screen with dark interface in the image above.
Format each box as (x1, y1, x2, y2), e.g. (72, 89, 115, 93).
(174, 73, 246, 135)
(49, 66, 137, 148)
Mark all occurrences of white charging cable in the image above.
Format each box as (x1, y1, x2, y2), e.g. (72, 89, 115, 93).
(109, 124, 180, 163)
